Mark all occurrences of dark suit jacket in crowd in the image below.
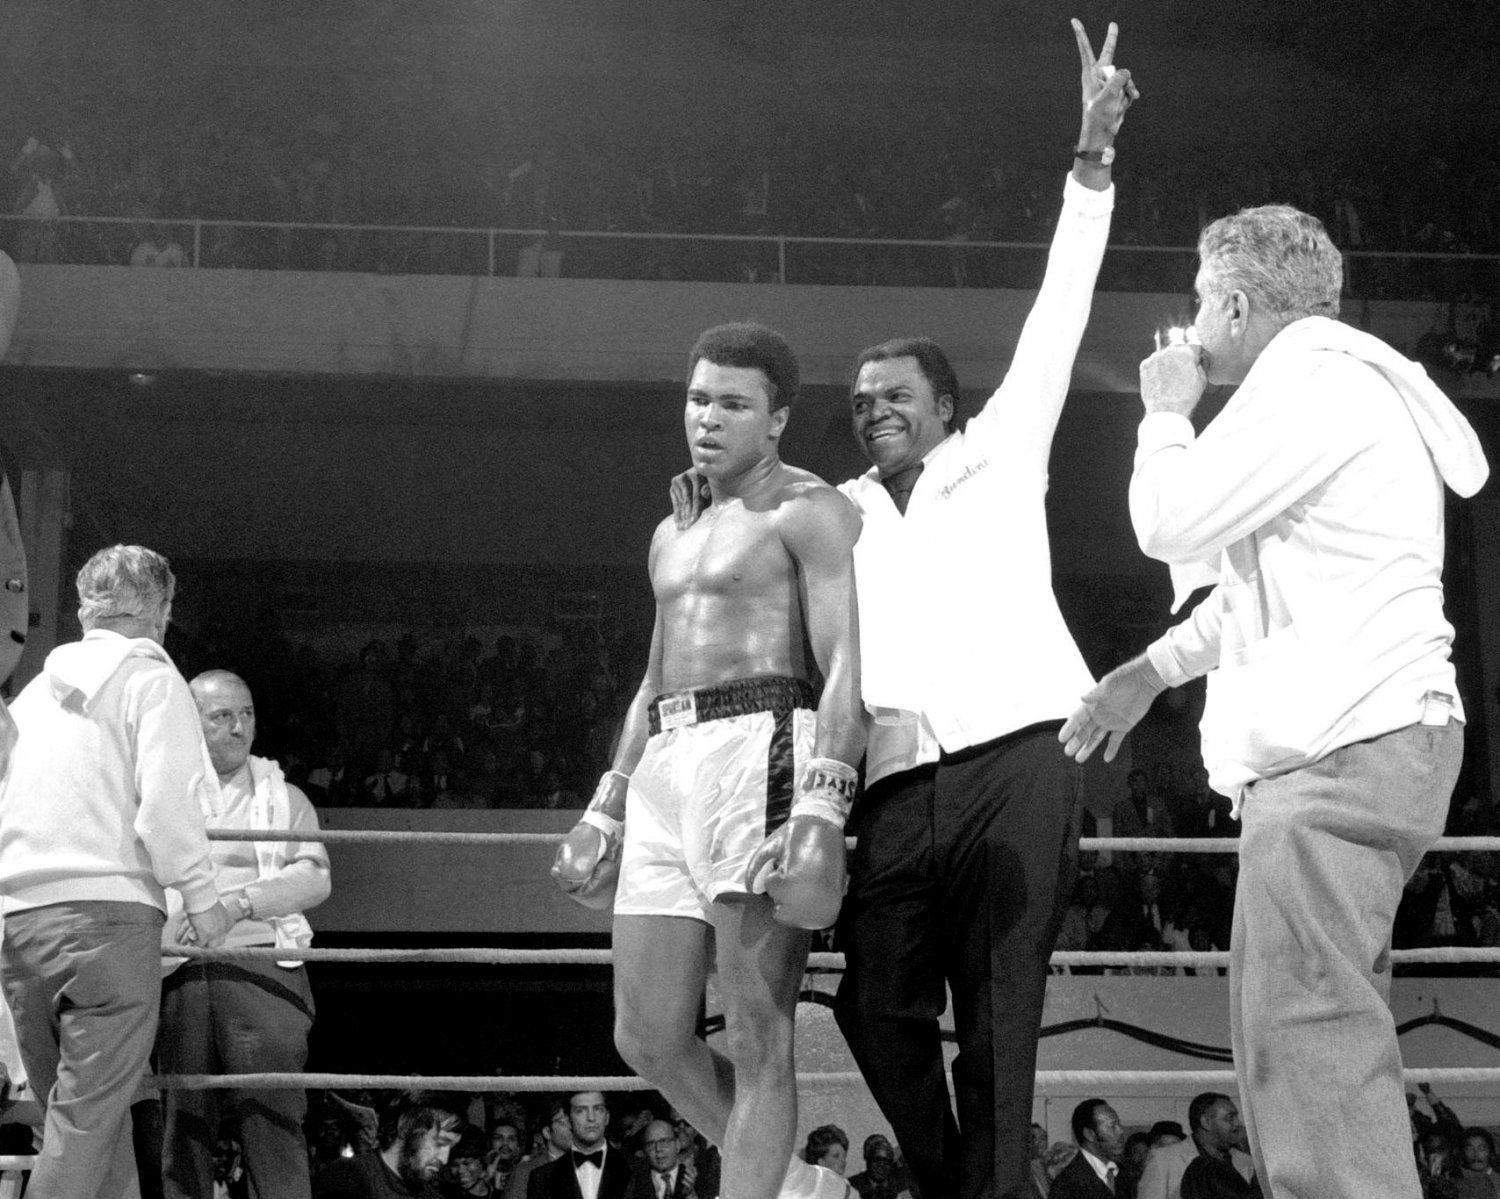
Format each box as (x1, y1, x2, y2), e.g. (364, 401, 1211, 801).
(526, 1149, 633, 1199)
(1048, 1152, 1118, 1199)
(626, 1162, 695, 1199)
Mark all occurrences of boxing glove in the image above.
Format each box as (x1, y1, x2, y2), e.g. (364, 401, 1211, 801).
(552, 770, 629, 910)
(747, 758, 858, 930)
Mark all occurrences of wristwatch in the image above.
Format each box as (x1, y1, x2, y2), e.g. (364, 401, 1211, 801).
(232, 893, 254, 922)
(1075, 145, 1115, 165)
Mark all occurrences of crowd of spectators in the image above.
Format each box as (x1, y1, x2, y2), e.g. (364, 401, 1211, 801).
(291, 1088, 909, 1199)
(6, 56, 1499, 292)
(246, 1085, 1497, 1199)
(1023, 1088, 1500, 1199)
(1056, 762, 1500, 974)
(166, 619, 634, 813)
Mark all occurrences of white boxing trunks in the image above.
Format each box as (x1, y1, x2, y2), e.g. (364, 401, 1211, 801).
(614, 676, 817, 921)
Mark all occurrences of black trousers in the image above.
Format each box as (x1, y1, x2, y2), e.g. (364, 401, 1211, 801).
(835, 724, 1080, 1199)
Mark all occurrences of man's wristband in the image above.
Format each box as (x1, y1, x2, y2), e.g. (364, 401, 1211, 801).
(1074, 145, 1115, 165)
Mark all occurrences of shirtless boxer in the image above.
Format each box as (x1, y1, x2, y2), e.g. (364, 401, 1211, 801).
(553, 321, 864, 1199)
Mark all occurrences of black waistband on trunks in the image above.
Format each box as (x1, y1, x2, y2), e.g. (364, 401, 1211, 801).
(648, 675, 817, 736)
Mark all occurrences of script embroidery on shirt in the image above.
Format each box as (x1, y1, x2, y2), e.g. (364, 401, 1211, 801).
(937, 458, 990, 499)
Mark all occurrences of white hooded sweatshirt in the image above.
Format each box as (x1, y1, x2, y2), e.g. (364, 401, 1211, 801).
(0, 630, 219, 915)
(1131, 316, 1490, 804)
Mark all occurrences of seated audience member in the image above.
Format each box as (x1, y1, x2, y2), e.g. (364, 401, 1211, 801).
(309, 1100, 363, 1183)
(616, 1096, 660, 1158)
(1451, 1129, 1498, 1199)
(631, 1119, 697, 1199)
(1120, 1132, 1152, 1198)
(1418, 1130, 1458, 1198)
(849, 1134, 907, 1199)
(1139, 1095, 1252, 1199)
(212, 1131, 249, 1199)
(672, 1115, 721, 1199)
(1049, 1099, 1126, 1198)
(1030, 1124, 1052, 1197)
(441, 1127, 494, 1197)
(130, 224, 188, 266)
(525, 1091, 630, 1199)
(1113, 769, 1175, 840)
(421, 747, 467, 807)
(308, 744, 357, 806)
(1179, 1095, 1260, 1198)
(502, 1100, 571, 1199)
(803, 1124, 849, 1175)
(313, 1092, 464, 1198)
(485, 1118, 524, 1193)
(363, 746, 413, 805)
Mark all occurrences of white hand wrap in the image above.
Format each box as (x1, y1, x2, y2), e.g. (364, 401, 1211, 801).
(580, 770, 629, 840)
(789, 757, 858, 830)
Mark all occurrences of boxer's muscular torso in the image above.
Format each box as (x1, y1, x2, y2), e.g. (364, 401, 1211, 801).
(650, 465, 822, 693)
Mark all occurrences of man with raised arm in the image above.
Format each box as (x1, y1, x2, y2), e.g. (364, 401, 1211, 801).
(1059, 204, 1487, 1199)
(827, 24, 1134, 1199)
(554, 321, 864, 1199)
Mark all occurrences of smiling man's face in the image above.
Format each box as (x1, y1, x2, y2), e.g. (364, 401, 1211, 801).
(851, 355, 953, 478)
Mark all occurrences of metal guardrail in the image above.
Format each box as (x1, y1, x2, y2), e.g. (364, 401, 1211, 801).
(2, 212, 1497, 297)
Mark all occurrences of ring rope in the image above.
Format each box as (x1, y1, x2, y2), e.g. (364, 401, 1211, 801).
(138, 1066, 1500, 1092)
(158, 829, 1499, 1113)
(205, 828, 1500, 853)
(167, 945, 1500, 967)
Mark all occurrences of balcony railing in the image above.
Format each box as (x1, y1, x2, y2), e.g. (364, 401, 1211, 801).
(3, 212, 1497, 299)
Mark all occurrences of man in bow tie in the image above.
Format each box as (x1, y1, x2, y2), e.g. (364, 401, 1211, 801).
(528, 1092, 632, 1199)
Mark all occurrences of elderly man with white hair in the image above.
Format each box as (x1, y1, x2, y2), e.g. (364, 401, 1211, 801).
(0, 544, 233, 1199)
(1062, 205, 1489, 1199)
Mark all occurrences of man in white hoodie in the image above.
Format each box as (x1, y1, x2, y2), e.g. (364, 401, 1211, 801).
(1060, 205, 1489, 1199)
(156, 669, 331, 1199)
(0, 544, 234, 1198)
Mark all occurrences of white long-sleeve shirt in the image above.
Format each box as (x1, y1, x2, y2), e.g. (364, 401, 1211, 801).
(0, 629, 220, 915)
(840, 174, 1112, 783)
(1135, 317, 1489, 803)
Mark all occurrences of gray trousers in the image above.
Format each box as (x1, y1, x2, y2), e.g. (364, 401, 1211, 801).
(2, 900, 163, 1199)
(1230, 719, 1463, 1199)
(157, 958, 315, 1199)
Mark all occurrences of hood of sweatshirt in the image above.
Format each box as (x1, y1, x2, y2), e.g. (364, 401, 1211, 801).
(1276, 316, 1490, 498)
(45, 629, 173, 711)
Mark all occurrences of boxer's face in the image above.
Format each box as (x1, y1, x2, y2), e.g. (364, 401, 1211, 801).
(851, 356, 953, 478)
(685, 360, 787, 479)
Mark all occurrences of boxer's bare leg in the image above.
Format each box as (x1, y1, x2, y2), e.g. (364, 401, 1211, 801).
(711, 895, 810, 1199)
(613, 913, 736, 1145)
